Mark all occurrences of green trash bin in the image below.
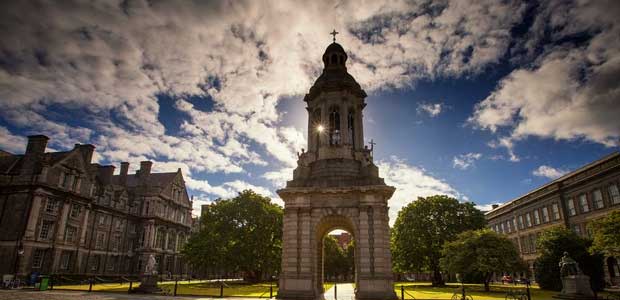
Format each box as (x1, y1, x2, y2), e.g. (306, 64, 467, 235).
(39, 276, 49, 291)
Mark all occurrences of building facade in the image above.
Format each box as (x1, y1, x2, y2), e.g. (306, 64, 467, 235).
(486, 152, 620, 285)
(0, 135, 193, 280)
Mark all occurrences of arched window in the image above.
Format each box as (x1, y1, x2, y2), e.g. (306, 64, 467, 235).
(313, 109, 321, 149)
(331, 54, 338, 65)
(329, 106, 341, 145)
(347, 109, 355, 145)
(339, 55, 344, 65)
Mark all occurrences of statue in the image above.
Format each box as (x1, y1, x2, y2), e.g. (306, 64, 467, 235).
(133, 254, 161, 293)
(144, 254, 158, 275)
(559, 252, 580, 277)
(555, 252, 595, 299)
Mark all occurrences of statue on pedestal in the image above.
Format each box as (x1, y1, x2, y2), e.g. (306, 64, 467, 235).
(133, 254, 162, 294)
(554, 252, 595, 300)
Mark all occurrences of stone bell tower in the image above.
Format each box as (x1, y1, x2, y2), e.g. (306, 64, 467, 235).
(277, 36, 397, 300)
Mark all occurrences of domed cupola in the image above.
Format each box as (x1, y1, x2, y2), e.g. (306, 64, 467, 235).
(322, 42, 348, 69)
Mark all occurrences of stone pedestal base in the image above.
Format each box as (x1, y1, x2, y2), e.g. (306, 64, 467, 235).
(553, 275, 596, 300)
(132, 275, 162, 294)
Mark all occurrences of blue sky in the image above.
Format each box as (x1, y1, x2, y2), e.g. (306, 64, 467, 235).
(0, 0, 618, 221)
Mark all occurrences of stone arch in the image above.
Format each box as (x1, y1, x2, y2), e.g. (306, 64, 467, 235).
(311, 209, 360, 296)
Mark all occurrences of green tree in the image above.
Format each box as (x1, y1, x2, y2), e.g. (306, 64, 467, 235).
(323, 236, 347, 281)
(391, 195, 486, 286)
(441, 229, 526, 291)
(534, 226, 604, 291)
(182, 190, 283, 282)
(588, 210, 620, 257)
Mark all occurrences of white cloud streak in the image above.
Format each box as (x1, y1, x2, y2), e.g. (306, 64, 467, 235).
(532, 165, 568, 180)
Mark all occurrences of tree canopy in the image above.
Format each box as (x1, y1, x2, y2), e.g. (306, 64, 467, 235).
(534, 226, 604, 291)
(391, 195, 486, 286)
(323, 235, 354, 281)
(441, 229, 526, 291)
(588, 210, 620, 257)
(181, 190, 283, 282)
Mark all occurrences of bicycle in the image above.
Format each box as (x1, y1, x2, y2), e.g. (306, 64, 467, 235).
(505, 289, 528, 300)
(451, 288, 473, 300)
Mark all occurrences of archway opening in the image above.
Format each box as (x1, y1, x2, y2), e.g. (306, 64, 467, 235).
(315, 215, 357, 298)
(324, 229, 355, 283)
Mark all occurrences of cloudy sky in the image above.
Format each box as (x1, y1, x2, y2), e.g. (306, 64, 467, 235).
(1, 0, 619, 222)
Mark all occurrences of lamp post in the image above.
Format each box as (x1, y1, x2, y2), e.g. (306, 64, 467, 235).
(13, 240, 24, 280)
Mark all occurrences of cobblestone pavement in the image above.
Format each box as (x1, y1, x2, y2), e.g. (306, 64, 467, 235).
(0, 290, 270, 300)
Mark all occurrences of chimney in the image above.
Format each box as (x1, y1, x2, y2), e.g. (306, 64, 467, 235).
(491, 204, 499, 210)
(74, 144, 96, 163)
(25, 135, 49, 155)
(120, 162, 129, 184)
(139, 161, 152, 177)
(99, 165, 115, 185)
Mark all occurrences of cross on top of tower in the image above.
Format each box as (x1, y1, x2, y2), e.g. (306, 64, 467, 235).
(330, 29, 339, 42)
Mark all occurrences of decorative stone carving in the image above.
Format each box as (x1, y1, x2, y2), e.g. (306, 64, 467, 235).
(554, 252, 596, 300)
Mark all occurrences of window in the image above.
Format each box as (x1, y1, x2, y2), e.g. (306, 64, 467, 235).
(70, 204, 81, 218)
(115, 219, 122, 231)
(72, 177, 80, 192)
(90, 255, 100, 271)
(32, 249, 45, 268)
(107, 256, 116, 271)
(533, 210, 540, 225)
(347, 109, 355, 145)
(60, 252, 71, 270)
(98, 215, 105, 226)
(609, 184, 620, 204)
(525, 213, 532, 227)
(517, 215, 524, 229)
(592, 189, 604, 209)
(552, 203, 561, 220)
(156, 228, 165, 249)
(541, 206, 549, 223)
(512, 218, 517, 231)
(39, 220, 54, 240)
(500, 222, 505, 233)
(566, 198, 577, 216)
(62, 173, 71, 188)
(95, 232, 106, 249)
(65, 226, 77, 243)
(45, 199, 57, 213)
(528, 234, 537, 253)
(328, 106, 341, 145)
(578, 194, 590, 213)
(506, 220, 512, 233)
(110, 235, 120, 251)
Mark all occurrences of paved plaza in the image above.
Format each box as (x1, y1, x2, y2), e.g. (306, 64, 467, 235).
(323, 283, 355, 300)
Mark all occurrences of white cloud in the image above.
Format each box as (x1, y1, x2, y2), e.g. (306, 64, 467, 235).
(0, 127, 26, 154)
(532, 165, 568, 180)
(378, 156, 462, 224)
(475, 203, 502, 212)
(417, 102, 444, 117)
(452, 152, 483, 170)
(470, 0, 620, 158)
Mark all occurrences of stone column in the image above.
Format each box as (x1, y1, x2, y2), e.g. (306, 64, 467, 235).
(79, 209, 91, 246)
(24, 194, 44, 240)
(56, 201, 71, 241)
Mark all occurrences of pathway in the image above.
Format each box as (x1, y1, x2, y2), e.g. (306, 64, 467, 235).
(323, 283, 355, 300)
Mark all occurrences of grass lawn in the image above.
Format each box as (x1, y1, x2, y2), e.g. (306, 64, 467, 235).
(55, 280, 333, 298)
(393, 282, 613, 300)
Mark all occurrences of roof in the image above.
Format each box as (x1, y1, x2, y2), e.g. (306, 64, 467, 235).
(112, 172, 178, 188)
(0, 150, 74, 175)
(487, 151, 620, 215)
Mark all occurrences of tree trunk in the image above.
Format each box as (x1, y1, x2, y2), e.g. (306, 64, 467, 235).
(431, 268, 445, 287)
(484, 272, 491, 292)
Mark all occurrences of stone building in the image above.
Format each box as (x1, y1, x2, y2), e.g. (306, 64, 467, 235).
(277, 38, 397, 300)
(486, 152, 620, 285)
(0, 135, 192, 280)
